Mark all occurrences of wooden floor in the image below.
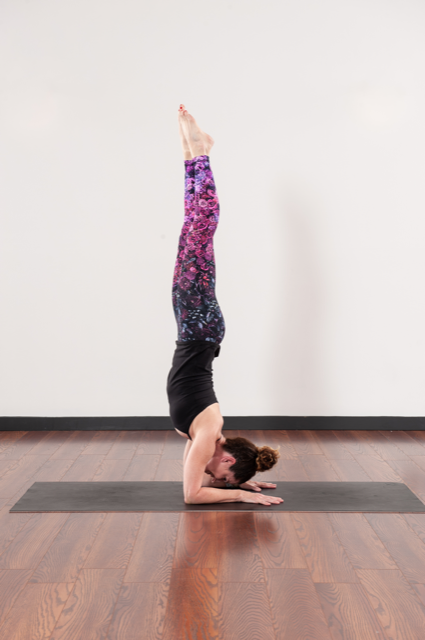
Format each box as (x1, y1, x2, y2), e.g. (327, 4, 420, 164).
(1, 429, 425, 639)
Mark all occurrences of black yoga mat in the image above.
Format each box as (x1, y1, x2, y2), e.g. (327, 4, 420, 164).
(9, 481, 425, 512)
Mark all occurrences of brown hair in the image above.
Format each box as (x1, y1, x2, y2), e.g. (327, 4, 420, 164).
(222, 437, 280, 484)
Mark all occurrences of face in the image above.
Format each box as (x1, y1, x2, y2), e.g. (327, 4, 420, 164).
(205, 456, 238, 485)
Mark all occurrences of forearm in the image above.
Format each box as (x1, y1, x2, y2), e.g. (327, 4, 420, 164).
(185, 486, 244, 504)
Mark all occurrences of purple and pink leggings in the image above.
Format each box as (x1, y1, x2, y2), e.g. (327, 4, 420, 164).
(172, 155, 225, 344)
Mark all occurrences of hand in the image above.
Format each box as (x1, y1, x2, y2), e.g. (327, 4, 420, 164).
(240, 490, 283, 506)
(239, 481, 277, 492)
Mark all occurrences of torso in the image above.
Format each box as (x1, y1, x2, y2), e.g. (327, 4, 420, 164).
(167, 340, 222, 439)
(175, 402, 224, 442)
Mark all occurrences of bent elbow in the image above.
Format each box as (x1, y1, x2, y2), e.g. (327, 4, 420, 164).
(184, 490, 201, 504)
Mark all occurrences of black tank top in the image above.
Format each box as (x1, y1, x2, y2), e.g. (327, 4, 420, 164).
(166, 340, 221, 440)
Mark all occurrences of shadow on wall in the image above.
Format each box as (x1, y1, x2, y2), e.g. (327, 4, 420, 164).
(268, 178, 331, 415)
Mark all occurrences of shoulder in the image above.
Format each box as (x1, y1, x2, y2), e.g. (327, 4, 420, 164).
(190, 403, 223, 441)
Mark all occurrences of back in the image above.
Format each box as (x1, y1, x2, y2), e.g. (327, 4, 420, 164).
(167, 340, 221, 438)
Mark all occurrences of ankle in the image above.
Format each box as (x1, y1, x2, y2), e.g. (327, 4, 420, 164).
(190, 143, 207, 159)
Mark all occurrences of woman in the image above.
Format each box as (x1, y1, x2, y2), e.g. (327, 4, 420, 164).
(167, 105, 283, 507)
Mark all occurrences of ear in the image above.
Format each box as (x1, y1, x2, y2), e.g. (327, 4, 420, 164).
(221, 455, 236, 466)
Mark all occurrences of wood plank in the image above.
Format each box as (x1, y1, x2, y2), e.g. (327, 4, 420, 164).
(404, 514, 425, 545)
(0, 506, 33, 555)
(7, 458, 75, 504)
(50, 431, 95, 460)
(222, 430, 241, 439)
(315, 431, 353, 459)
(154, 458, 183, 481)
(163, 568, 218, 640)
(327, 458, 371, 482)
(161, 431, 187, 460)
(0, 513, 68, 569)
(0, 455, 50, 498)
(0, 460, 18, 478)
(315, 582, 385, 640)
(266, 568, 331, 640)
(0, 582, 72, 640)
(106, 582, 168, 640)
(408, 431, 425, 445)
(60, 454, 105, 481)
(0, 431, 49, 460)
(288, 431, 323, 455)
(357, 569, 425, 640)
(92, 458, 131, 481)
(255, 513, 306, 569)
(237, 430, 269, 449)
(136, 431, 166, 455)
(380, 430, 425, 456)
(351, 454, 403, 482)
(123, 455, 160, 481)
(49, 568, 125, 640)
(29, 513, 105, 582)
(84, 513, 142, 569)
(334, 431, 382, 457)
(125, 513, 179, 583)
(328, 513, 398, 570)
(299, 454, 341, 481)
(105, 431, 145, 460)
(25, 431, 70, 456)
(238, 430, 277, 461)
(173, 512, 218, 569)
(217, 512, 264, 583)
(219, 582, 275, 640)
(387, 459, 425, 501)
(354, 430, 409, 460)
(291, 513, 358, 583)
(365, 513, 425, 583)
(259, 430, 299, 460)
(411, 583, 425, 606)
(81, 431, 121, 455)
(0, 432, 26, 454)
(269, 459, 309, 481)
(409, 457, 425, 473)
(0, 431, 21, 441)
(0, 569, 33, 627)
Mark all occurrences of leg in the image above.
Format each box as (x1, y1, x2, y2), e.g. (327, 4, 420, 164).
(173, 154, 225, 343)
(172, 158, 196, 307)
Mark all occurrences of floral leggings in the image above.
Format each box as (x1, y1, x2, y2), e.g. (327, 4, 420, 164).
(172, 155, 226, 344)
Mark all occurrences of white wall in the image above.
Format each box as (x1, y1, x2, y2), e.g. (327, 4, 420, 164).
(0, 0, 424, 417)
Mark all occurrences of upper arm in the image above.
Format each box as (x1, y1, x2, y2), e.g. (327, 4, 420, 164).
(183, 430, 216, 502)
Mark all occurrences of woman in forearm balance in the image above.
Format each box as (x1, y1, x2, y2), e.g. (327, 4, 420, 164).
(167, 105, 283, 506)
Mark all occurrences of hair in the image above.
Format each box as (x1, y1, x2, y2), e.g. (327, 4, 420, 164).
(222, 437, 280, 484)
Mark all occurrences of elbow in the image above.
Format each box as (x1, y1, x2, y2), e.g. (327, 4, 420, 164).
(184, 490, 199, 504)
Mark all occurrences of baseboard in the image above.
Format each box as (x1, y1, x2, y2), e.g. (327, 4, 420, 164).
(0, 416, 424, 431)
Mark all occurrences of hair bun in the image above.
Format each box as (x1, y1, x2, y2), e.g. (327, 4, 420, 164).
(256, 445, 280, 472)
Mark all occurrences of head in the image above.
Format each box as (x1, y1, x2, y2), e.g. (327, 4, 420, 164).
(205, 437, 280, 485)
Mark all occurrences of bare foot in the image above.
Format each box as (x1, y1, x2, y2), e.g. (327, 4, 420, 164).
(178, 109, 192, 161)
(178, 104, 214, 159)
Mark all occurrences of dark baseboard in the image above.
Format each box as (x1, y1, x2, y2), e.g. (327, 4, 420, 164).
(0, 416, 424, 431)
